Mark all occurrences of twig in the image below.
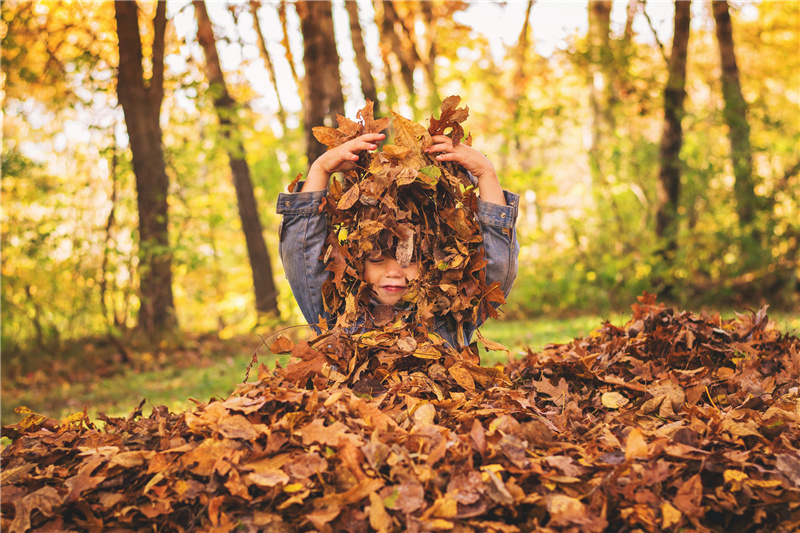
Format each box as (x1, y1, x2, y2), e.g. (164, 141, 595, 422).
(640, 0, 669, 64)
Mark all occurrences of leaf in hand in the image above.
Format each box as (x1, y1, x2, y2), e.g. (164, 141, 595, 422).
(391, 111, 431, 169)
(428, 95, 470, 143)
(357, 99, 391, 134)
(312, 126, 348, 149)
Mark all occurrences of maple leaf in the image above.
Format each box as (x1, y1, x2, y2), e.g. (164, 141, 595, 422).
(269, 335, 295, 355)
(357, 99, 391, 134)
(428, 95, 470, 144)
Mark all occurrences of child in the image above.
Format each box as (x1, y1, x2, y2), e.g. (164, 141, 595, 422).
(277, 132, 519, 349)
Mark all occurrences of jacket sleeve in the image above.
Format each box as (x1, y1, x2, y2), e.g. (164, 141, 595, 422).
(276, 184, 330, 326)
(477, 190, 520, 299)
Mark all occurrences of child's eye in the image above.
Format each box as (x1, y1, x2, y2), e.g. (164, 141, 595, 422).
(367, 257, 385, 264)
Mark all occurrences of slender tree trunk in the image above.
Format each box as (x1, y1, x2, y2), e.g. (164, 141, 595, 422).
(624, 0, 638, 42)
(587, 0, 625, 233)
(418, 2, 440, 113)
(656, 0, 692, 257)
(393, 3, 437, 113)
(278, 0, 303, 102)
(712, 0, 757, 227)
(587, 0, 611, 184)
(345, 1, 379, 114)
(513, 1, 535, 158)
(193, 0, 279, 318)
(296, 0, 346, 165)
(250, 0, 286, 125)
(379, 0, 418, 116)
(114, 0, 177, 337)
(372, 1, 398, 111)
(588, 0, 614, 170)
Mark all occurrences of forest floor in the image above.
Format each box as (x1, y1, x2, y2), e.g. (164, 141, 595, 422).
(2, 311, 797, 427)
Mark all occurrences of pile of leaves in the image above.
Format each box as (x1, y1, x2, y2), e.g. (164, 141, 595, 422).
(3, 294, 799, 532)
(281, 97, 509, 393)
(305, 96, 505, 339)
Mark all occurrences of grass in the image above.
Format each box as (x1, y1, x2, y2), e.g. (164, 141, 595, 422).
(1, 334, 283, 425)
(477, 313, 621, 364)
(2, 309, 797, 429)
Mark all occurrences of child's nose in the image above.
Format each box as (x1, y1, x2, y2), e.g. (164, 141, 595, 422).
(385, 260, 405, 277)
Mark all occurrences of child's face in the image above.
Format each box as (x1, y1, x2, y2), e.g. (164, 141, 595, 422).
(363, 254, 420, 306)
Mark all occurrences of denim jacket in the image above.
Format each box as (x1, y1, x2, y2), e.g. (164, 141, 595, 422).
(277, 183, 520, 348)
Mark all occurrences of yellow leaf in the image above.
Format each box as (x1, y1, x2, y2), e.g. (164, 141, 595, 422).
(391, 111, 431, 169)
(476, 330, 509, 356)
(15, 406, 48, 429)
(745, 479, 783, 488)
(448, 364, 476, 391)
(625, 427, 649, 461)
(412, 403, 437, 426)
(427, 519, 455, 530)
(369, 492, 392, 532)
(312, 126, 347, 148)
(601, 391, 629, 410)
(337, 183, 360, 210)
(661, 501, 682, 528)
(723, 470, 749, 483)
(381, 144, 410, 159)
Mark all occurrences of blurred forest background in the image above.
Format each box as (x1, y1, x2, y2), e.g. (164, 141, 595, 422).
(1, 0, 798, 379)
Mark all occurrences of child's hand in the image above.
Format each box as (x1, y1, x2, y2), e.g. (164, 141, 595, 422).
(426, 135, 495, 180)
(302, 133, 385, 192)
(426, 135, 506, 205)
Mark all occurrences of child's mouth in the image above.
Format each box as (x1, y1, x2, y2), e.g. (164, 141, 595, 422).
(381, 285, 406, 293)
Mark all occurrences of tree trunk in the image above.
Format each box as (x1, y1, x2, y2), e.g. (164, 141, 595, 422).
(372, 1, 398, 111)
(114, 0, 177, 337)
(193, 0, 280, 318)
(587, 0, 625, 234)
(250, 0, 286, 125)
(512, 1, 535, 158)
(587, 0, 614, 182)
(624, 0, 638, 43)
(278, 1, 303, 102)
(345, 1, 379, 114)
(712, 0, 757, 227)
(655, 0, 692, 256)
(296, 0, 346, 165)
(377, 0, 418, 116)
(419, 1, 440, 113)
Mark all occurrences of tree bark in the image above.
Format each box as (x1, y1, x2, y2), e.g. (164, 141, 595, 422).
(250, 0, 286, 125)
(372, 1, 398, 111)
(587, 0, 614, 178)
(114, 0, 177, 336)
(512, 1, 535, 157)
(277, 1, 303, 102)
(587, 0, 626, 234)
(378, 0, 418, 116)
(193, 0, 280, 317)
(418, 2, 441, 113)
(624, 0, 638, 43)
(344, 1, 379, 114)
(712, 0, 757, 227)
(296, 0, 346, 165)
(655, 0, 692, 256)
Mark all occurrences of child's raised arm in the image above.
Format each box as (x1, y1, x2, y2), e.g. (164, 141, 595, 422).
(301, 133, 386, 192)
(425, 135, 506, 206)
